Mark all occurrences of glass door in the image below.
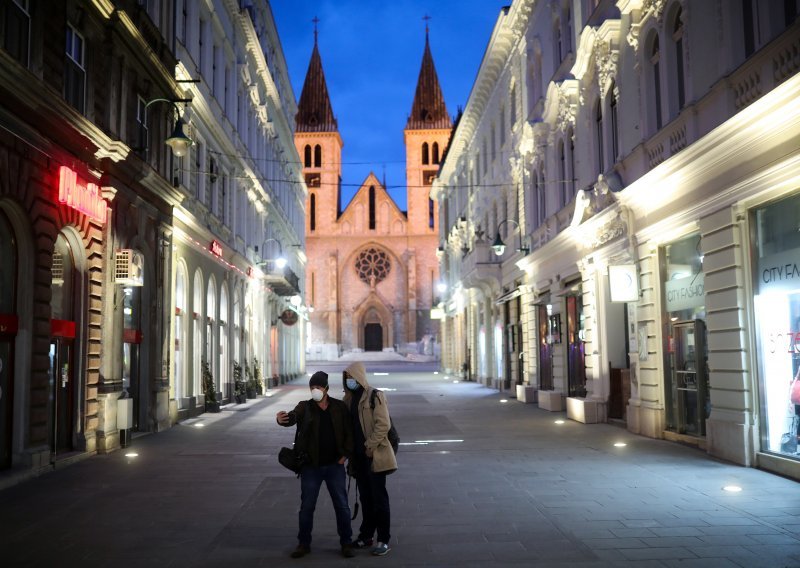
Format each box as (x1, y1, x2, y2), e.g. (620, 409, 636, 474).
(666, 319, 708, 435)
(49, 338, 74, 453)
(537, 304, 553, 390)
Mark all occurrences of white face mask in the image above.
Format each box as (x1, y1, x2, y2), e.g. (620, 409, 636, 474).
(346, 378, 359, 391)
(311, 388, 325, 402)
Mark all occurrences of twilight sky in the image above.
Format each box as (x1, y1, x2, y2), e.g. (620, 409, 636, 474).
(270, 0, 509, 211)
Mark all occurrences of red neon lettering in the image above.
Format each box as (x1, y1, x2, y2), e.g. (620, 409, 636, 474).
(210, 240, 223, 257)
(57, 166, 107, 223)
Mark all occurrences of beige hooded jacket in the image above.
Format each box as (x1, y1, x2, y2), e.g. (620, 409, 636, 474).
(342, 361, 398, 474)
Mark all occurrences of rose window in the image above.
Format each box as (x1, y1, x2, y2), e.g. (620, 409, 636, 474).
(355, 248, 391, 285)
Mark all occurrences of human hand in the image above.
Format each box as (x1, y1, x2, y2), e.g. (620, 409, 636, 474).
(365, 447, 373, 458)
(338, 456, 346, 465)
(276, 411, 289, 424)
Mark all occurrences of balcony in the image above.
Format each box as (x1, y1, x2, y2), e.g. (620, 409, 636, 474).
(260, 260, 300, 297)
(460, 241, 502, 291)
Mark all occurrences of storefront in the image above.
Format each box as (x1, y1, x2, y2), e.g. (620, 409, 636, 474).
(0, 209, 17, 469)
(751, 194, 800, 461)
(661, 233, 709, 440)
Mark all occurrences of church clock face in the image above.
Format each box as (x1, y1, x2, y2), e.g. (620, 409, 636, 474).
(355, 248, 391, 285)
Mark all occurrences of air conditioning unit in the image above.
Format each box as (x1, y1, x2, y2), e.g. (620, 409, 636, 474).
(115, 249, 144, 286)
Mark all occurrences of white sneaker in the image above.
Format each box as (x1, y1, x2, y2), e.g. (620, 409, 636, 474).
(371, 542, 390, 556)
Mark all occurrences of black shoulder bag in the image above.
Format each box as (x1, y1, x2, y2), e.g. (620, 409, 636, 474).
(278, 403, 312, 476)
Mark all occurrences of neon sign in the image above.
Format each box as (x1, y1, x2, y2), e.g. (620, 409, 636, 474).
(210, 240, 223, 257)
(57, 166, 108, 224)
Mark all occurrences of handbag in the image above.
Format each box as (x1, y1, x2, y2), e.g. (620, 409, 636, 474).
(278, 403, 312, 476)
(370, 389, 400, 454)
(780, 415, 799, 454)
(791, 378, 800, 405)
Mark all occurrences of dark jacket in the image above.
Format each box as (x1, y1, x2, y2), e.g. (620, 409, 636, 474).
(282, 397, 353, 467)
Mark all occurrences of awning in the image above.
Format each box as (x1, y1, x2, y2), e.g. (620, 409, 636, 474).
(495, 287, 523, 305)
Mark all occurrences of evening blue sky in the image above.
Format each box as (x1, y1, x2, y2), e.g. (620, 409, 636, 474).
(271, 1, 509, 211)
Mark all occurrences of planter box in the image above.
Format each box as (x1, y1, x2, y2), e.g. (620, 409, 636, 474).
(538, 390, 563, 411)
(516, 385, 537, 403)
(205, 401, 221, 413)
(235, 394, 246, 404)
(567, 397, 605, 423)
(246, 388, 257, 399)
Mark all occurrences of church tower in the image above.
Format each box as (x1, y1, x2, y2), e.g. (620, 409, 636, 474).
(294, 31, 343, 236)
(404, 30, 452, 236)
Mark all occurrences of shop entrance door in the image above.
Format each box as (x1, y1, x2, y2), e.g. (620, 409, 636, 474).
(537, 304, 553, 390)
(364, 323, 382, 351)
(49, 338, 74, 453)
(123, 339, 140, 431)
(0, 333, 13, 468)
(666, 319, 708, 436)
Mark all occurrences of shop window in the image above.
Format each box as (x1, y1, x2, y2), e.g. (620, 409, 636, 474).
(752, 195, 800, 458)
(566, 295, 586, 398)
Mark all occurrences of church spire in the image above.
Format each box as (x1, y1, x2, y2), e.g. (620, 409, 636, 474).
(406, 27, 451, 131)
(296, 26, 338, 133)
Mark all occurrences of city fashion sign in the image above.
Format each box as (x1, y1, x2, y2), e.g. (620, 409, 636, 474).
(58, 166, 108, 224)
(757, 249, 800, 293)
(665, 273, 705, 312)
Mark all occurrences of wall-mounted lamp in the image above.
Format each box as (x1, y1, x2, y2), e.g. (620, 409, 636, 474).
(139, 98, 193, 157)
(256, 238, 287, 269)
(491, 219, 529, 257)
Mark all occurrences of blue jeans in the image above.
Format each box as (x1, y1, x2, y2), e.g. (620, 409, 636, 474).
(298, 463, 352, 546)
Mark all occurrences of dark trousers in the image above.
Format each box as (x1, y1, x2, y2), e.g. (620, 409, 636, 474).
(354, 458, 391, 544)
(298, 463, 352, 546)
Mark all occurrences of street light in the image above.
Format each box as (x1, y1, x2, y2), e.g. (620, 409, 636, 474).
(139, 98, 193, 157)
(491, 219, 530, 257)
(257, 238, 287, 269)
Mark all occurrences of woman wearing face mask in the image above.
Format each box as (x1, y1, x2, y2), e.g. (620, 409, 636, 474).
(276, 371, 355, 559)
(342, 361, 397, 557)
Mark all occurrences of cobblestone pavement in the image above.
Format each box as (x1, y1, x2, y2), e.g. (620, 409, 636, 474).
(1, 369, 799, 567)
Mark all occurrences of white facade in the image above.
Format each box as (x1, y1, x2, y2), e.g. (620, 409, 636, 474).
(168, 0, 306, 418)
(435, 0, 800, 479)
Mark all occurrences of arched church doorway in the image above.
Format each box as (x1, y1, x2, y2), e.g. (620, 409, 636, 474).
(364, 323, 383, 351)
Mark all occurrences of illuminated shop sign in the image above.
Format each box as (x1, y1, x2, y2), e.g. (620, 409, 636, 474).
(665, 273, 704, 312)
(210, 240, 223, 257)
(57, 166, 108, 224)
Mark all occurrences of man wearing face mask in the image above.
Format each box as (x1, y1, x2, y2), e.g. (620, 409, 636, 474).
(342, 361, 397, 557)
(276, 371, 354, 559)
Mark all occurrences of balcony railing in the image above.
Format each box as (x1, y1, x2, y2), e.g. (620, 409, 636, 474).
(261, 260, 300, 297)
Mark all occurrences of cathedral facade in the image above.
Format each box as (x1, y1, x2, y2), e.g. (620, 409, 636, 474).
(295, 34, 451, 360)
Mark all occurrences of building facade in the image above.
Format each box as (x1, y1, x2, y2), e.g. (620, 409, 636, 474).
(297, 33, 448, 360)
(434, 0, 800, 480)
(0, 0, 304, 477)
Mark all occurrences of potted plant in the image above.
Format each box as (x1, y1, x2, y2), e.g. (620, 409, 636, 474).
(244, 358, 257, 399)
(233, 361, 246, 404)
(252, 358, 264, 396)
(202, 359, 220, 413)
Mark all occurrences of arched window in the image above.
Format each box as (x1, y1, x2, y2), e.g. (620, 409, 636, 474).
(422, 142, 429, 165)
(313, 144, 322, 167)
(558, 140, 566, 208)
(536, 168, 546, 225)
(219, 285, 229, 398)
(193, 270, 203, 396)
(672, 7, 685, 110)
(175, 262, 187, 405)
(303, 144, 311, 168)
(432, 142, 440, 164)
(429, 198, 434, 229)
(743, 0, 755, 57)
(310, 193, 316, 232)
(609, 82, 619, 160)
(554, 20, 562, 66)
(595, 98, 604, 172)
(568, 128, 575, 198)
(206, 278, 217, 392)
(368, 186, 376, 230)
(650, 34, 663, 130)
